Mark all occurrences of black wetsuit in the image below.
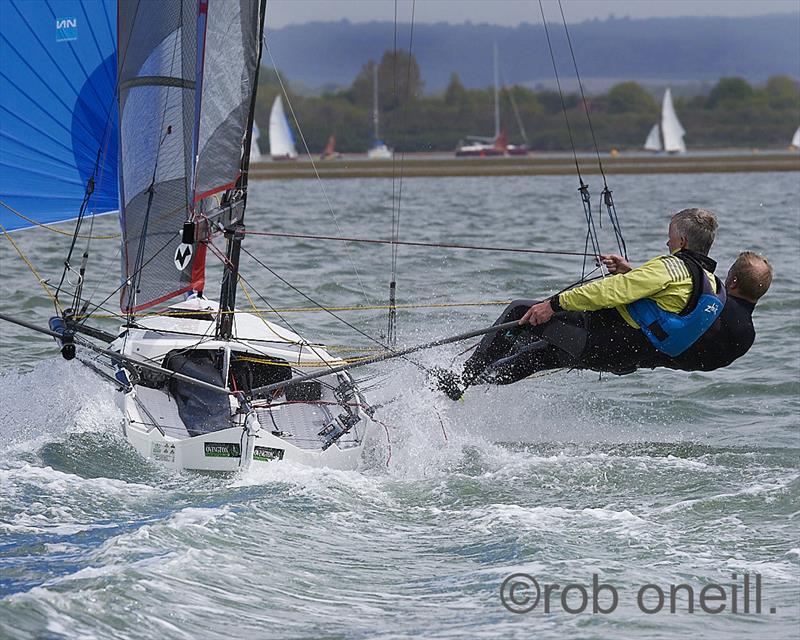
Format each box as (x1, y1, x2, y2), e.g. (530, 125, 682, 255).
(665, 295, 755, 371)
(462, 301, 661, 385)
(462, 294, 756, 385)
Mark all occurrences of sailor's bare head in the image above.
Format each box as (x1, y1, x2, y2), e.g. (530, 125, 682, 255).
(667, 208, 718, 255)
(726, 251, 773, 303)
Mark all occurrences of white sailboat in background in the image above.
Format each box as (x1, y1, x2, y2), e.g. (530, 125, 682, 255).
(643, 123, 662, 152)
(643, 87, 686, 153)
(269, 95, 298, 160)
(790, 126, 800, 149)
(367, 63, 393, 159)
(250, 120, 262, 161)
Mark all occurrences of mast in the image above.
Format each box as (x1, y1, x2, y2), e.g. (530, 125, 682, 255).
(217, 0, 268, 340)
(373, 61, 380, 142)
(493, 43, 500, 140)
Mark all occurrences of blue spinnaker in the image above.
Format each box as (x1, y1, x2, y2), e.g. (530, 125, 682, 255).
(0, 0, 118, 233)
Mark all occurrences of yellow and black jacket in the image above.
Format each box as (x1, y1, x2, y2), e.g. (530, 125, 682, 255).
(555, 251, 717, 327)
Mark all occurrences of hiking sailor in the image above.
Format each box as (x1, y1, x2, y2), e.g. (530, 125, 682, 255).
(433, 209, 772, 399)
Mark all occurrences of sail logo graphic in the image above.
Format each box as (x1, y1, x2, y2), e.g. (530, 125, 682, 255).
(56, 17, 77, 42)
(705, 303, 720, 314)
(174, 243, 193, 271)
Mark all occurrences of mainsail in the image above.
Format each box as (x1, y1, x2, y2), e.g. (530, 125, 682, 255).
(269, 96, 298, 159)
(118, 0, 262, 312)
(660, 88, 686, 153)
(0, 0, 118, 233)
(791, 126, 800, 149)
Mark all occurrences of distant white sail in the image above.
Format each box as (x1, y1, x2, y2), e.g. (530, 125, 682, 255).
(368, 62, 393, 159)
(644, 123, 662, 151)
(661, 88, 686, 153)
(791, 126, 800, 149)
(250, 121, 262, 161)
(269, 95, 298, 159)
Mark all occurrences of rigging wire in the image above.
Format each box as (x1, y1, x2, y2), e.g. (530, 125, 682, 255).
(216, 250, 403, 394)
(537, 0, 606, 282)
(538, 0, 583, 186)
(498, 66, 529, 146)
(0, 219, 62, 311)
(556, 0, 606, 188)
(202, 237, 349, 377)
(262, 35, 373, 307)
(386, 0, 417, 348)
(243, 229, 599, 257)
(205, 237, 337, 377)
(239, 244, 432, 374)
(556, 0, 627, 260)
(206, 229, 349, 384)
(76, 230, 182, 330)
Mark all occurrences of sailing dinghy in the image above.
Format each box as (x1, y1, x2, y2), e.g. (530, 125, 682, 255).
(1, 0, 375, 472)
(367, 63, 393, 159)
(643, 87, 686, 153)
(268, 95, 298, 160)
(250, 121, 263, 161)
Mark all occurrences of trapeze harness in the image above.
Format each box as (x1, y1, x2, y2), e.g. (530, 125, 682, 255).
(626, 253, 726, 357)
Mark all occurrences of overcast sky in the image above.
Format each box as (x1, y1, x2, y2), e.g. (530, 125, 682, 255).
(265, 0, 799, 28)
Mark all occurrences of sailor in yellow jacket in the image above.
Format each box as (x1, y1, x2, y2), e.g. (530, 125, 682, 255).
(432, 208, 751, 400)
(545, 252, 717, 328)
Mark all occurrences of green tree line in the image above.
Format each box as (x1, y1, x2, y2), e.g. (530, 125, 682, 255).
(253, 51, 800, 154)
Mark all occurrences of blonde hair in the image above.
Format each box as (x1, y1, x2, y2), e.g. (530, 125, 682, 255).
(671, 208, 718, 255)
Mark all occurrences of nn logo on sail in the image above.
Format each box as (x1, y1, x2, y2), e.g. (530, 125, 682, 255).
(56, 17, 77, 42)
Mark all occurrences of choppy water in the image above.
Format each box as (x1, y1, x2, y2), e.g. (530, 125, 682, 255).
(1, 172, 798, 639)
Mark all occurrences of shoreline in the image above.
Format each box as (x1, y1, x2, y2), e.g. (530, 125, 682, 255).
(249, 150, 800, 180)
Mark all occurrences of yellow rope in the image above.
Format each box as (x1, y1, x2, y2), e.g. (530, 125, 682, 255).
(233, 354, 369, 368)
(327, 345, 384, 353)
(0, 199, 120, 239)
(0, 219, 64, 312)
(238, 276, 268, 324)
(79, 299, 511, 319)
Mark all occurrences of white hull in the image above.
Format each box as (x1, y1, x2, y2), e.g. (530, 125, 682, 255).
(367, 143, 392, 159)
(120, 395, 369, 472)
(110, 298, 375, 472)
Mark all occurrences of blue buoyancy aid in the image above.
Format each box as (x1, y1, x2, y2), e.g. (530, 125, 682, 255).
(626, 258, 727, 357)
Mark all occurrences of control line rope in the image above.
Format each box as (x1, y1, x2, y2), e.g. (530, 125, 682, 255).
(0, 219, 63, 312)
(0, 200, 119, 239)
(243, 230, 598, 257)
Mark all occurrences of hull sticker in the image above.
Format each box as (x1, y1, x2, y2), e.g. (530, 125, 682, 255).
(204, 442, 241, 458)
